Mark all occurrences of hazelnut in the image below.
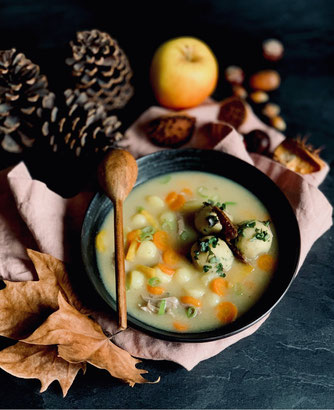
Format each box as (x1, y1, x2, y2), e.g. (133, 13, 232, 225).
(232, 85, 248, 99)
(224, 66, 245, 85)
(270, 116, 286, 131)
(262, 38, 284, 61)
(250, 91, 269, 103)
(262, 103, 280, 118)
(249, 70, 281, 91)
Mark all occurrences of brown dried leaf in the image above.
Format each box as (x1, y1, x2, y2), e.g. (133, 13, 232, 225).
(0, 342, 85, 397)
(23, 293, 152, 386)
(0, 249, 83, 339)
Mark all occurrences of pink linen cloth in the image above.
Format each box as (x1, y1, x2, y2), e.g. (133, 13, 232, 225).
(0, 101, 332, 371)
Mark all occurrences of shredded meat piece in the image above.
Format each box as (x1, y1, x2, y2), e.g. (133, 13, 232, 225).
(139, 296, 179, 315)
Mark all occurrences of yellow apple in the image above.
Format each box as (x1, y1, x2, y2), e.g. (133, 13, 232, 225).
(150, 37, 219, 109)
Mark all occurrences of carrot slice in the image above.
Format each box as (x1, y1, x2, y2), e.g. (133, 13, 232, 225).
(173, 322, 189, 332)
(210, 278, 228, 296)
(181, 188, 193, 197)
(147, 284, 165, 295)
(162, 248, 180, 266)
(169, 194, 185, 211)
(153, 230, 170, 251)
(257, 254, 276, 272)
(165, 191, 178, 205)
(157, 263, 176, 276)
(180, 296, 202, 308)
(215, 301, 238, 323)
(127, 229, 141, 243)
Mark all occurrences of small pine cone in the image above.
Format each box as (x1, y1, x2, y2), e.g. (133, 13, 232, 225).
(38, 89, 123, 157)
(0, 48, 51, 153)
(66, 29, 134, 111)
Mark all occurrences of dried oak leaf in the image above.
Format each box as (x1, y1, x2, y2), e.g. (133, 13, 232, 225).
(23, 293, 153, 387)
(0, 249, 83, 339)
(0, 342, 85, 397)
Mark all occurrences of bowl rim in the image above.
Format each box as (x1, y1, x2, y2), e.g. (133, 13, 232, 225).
(81, 148, 301, 343)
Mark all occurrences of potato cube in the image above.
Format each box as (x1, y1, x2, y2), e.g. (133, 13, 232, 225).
(128, 270, 145, 289)
(174, 267, 192, 284)
(136, 241, 159, 265)
(146, 195, 165, 209)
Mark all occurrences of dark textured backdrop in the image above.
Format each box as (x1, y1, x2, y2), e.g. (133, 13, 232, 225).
(0, 0, 333, 408)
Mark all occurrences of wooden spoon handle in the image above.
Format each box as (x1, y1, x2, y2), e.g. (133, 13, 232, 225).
(114, 198, 127, 331)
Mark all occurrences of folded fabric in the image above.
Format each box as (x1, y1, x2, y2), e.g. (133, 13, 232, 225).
(0, 101, 332, 371)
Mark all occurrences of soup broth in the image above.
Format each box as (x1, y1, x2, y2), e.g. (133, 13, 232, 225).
(96, 171, 278, 333)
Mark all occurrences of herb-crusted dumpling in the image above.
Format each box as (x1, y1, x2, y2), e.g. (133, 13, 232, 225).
(235, 220, 272, 260)
(194, 204, 222, 235)
(191, 235, 234, 275)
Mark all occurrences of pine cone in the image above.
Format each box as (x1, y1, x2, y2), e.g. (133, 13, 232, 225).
(38, 89, 123, 157)
(66, 29, 134, 111)
(0, 48, 51, 153)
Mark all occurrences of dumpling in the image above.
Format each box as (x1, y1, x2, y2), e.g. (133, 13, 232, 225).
(194, 204, 222, 235)
(235, 220, 273, 260)
(191, 235, 234, 274)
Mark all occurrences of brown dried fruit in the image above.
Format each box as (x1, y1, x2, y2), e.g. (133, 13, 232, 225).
(249, 70, 281, 91)
(213, 206, 247, 263)
(262, 39, 284, 61)
(146, 114, 196, 147)
(206, 122, 233, 145)
(218, 97, 247, 130)
(0, 343, 85, 397)
(23, 293, 151, 387)
(273, 137, 325, 174)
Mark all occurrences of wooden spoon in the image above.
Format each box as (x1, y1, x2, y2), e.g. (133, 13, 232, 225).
(97, 149, 138, 331)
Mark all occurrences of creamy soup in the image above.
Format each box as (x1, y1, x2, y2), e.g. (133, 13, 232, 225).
(96, 171, 278, 333)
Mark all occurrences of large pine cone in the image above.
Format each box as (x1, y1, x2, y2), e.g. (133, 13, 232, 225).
(66, 29, 134, 111)
(38, 89, 123, 157)
(0, 49, 52, 153)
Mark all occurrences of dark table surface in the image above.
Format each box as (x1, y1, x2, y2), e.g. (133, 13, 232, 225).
(0, 0, 333, 408)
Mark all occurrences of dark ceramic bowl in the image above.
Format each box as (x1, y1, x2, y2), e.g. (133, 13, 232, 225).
(81, 149, 300, 343)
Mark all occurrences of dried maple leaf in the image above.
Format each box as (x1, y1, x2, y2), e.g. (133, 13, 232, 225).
(0, 249, 84, 339)
(0, 342, 85, 397)
(23, 293, 152, 386)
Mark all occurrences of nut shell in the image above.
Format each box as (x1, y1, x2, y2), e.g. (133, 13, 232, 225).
(249, 70, 281, 91)
(218, 97, 247, 130)
(273, 138, 325, 174)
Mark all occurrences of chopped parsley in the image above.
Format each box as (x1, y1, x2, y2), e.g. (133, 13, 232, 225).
(262, 220, 271, 227)
(139, 226, 155, 242)
(203, 265, 211, 272)
(253, 228, 270, 242)
(216, 263, 224, 274)
(137, 206, 144, 212)
(203, 200, 236, 211)
(238, 220, 256, 236)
